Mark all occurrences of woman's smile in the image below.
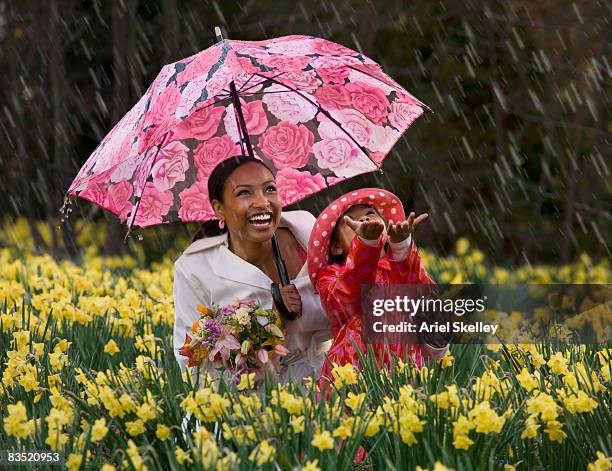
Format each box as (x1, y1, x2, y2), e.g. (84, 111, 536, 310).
(247, 212, 273, 227)
(212, 161, 282, 243)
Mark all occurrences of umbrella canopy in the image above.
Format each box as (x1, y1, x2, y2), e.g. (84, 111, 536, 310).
(67, 34, 428, 229)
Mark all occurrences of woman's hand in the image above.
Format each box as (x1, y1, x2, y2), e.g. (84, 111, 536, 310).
(274, 283, 302, 320)
(388, 212, 428, 243)
(344, 215, 385, 241)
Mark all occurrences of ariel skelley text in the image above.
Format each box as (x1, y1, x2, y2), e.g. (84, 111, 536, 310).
(371, 321, 499, 335)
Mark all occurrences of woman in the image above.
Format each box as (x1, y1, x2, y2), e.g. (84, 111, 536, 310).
(172, 156, 332, 382)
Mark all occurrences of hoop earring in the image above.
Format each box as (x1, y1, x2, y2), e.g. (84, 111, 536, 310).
(218, 219, 225, 229)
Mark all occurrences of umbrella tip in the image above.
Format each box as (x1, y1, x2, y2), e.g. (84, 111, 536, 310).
(214, 26, 224, 42)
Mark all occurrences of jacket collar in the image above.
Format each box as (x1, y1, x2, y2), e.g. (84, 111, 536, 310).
(183, 211, 311, 290)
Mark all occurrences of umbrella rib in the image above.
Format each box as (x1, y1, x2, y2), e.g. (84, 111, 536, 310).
(237, 71, 286, 95)
(252, 72, 379, 169)
(191, 95, 233, 114)
(346, 65, 432, 112)
(236, 73, 256, 92)
(124, 131, 170, 239)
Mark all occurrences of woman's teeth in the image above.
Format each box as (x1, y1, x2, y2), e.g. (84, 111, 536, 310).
(248, 214, 272, 225)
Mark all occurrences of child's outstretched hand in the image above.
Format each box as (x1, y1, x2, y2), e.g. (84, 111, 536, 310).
(344, 215, 385, 241)
(388, 212, 429, 243)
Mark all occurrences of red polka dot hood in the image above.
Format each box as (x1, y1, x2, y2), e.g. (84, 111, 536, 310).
(307, 188, 406, 289)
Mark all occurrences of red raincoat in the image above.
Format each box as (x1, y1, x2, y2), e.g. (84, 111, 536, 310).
(317, 233, 435, 381)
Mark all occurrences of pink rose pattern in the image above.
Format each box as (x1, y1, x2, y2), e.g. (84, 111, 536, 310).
(69, 35, 425, 227)
(150, 141, 190, 191)
(107, 181, 134, 221)
(223, 100, 268, 142)
(276, 168, 326, 202)
(194, 135, 236, 181)
(314, 85, 353, 110)
(262, 84, 317, 123)
(259, 122, 314, 168)
(178, 181, 215, 221)
(345, 81, 390, 125)
(133, 182, 174, 226)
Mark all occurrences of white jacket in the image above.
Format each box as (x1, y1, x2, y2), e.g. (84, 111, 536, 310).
(172, 210, 332, 382)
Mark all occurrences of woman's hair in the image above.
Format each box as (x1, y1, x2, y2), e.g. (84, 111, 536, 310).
(192, 156, 274, 241)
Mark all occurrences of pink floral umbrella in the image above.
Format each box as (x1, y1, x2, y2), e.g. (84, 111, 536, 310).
(66, 32, 428, 231)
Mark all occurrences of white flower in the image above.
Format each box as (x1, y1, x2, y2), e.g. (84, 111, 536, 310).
(234, 308, 251, 326)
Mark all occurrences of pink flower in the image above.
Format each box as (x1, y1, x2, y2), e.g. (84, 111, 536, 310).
(175, 78, 207, 117)
(177, 44, 223, 86)
(146, 83, 181, 126)
(237, 56, 261, 75)
(395, 90, 421, 104)
(326, 175, 347, 185)
(327, 109, 374, 149)
(314, 84, 352, 110)
(276, 70, 321, 91)
(318, 67, 350, 84)
(369, 125, 401, 154)
(96, 121, 136, 170)
(348, 67, 396, 94)
(345, 81, 389, 125)
(137, 121, 176, 155)
(133, 182, 174, 226)
(311, 57, 359, 84)
(223, 100, 268, 142)
(209, 334, 241, 362)
(262, 84, 317, 123)
(311, 56, 360, 69)
(194, 135, 236, 181)
(313, 137, 360, 173)
(150, 141, 190, 191)
(314, 120, 376, 177)
(79, 178, 107, 208)
(256, 349, 269, 364)
(261, 55, 310, 71)
(109, 154, 140, 183)
(231, 42, 269, 59)
(149, 64, 176, 99)
(174, 106, 225, 141)
(235, 353, 247, 366)
(388, 101, 424, 131)
(276, 168, 326, 203)
(132, 147, 159, 195)
(273, 345, 290, 356)
(258, 121, 314, 168)
(311, 39, 357, 56)
(234, 75, 265, 95)
(266, 39, 316, 55)
(178, 181, 215, 221)
(206, 66, 234, 97)
(107, 181, 134, 221)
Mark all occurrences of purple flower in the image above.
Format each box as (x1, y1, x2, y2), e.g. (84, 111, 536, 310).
(202, 318, 222, 349)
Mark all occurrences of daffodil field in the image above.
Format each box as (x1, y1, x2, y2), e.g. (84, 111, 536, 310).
(1, 219, 610, 471)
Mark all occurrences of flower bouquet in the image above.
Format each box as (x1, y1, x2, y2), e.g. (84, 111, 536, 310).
(178, 299, 289, 382)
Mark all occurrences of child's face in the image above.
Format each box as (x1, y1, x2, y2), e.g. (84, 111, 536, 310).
(330, 204, 388, 257)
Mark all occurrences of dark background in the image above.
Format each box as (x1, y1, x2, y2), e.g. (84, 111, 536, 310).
(0, 0, 609, 264)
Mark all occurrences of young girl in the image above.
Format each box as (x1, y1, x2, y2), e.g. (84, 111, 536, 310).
(307, 188, 447, 381)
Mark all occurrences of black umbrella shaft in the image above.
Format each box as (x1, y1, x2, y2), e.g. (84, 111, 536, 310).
(229, 81, 255, 159)
(272, 235, 290, 285)
(228, 78, 290, 286)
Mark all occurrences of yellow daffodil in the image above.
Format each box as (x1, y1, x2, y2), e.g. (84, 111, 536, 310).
(311, 429, 334, 451)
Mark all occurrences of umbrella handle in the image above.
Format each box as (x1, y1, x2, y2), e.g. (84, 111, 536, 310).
(271, 282, 297, 322)
(272, 235, 290, 285)
(270, 234, 297, 321)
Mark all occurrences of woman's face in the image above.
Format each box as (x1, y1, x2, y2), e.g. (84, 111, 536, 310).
(212, 162, 282, 243)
